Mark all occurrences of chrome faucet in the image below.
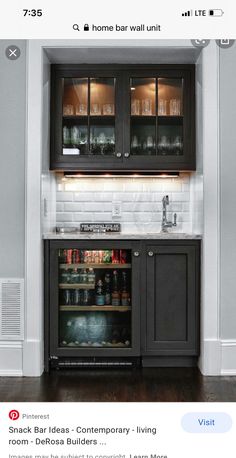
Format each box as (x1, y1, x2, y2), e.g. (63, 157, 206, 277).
(161, 195, 177, 232)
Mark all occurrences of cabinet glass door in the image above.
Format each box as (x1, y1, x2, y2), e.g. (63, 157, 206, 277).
(129, 77, 184, 157)
(157, 78, 183, 156)
(58, 248, 132, 349)
(62, 78, 116, 157)
(130, 78, 156, 156)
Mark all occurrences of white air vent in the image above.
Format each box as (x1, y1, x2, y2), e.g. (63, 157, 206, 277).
(0, 279, 24, 340)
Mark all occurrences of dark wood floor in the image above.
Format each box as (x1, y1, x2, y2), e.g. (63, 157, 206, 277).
(1, 368, 236, 402)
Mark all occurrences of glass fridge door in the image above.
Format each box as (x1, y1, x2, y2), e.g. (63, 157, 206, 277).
(58, 248, 132, 349)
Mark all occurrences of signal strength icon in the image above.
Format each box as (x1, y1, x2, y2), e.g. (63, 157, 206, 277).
(182, 10, 193, 16)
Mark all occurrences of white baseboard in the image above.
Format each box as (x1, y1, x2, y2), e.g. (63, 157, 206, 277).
(22, 339, 44, 376)
(221, 340, 236, 375)
(198, 339, 236, 376)
(0, 341, 23, 376)
(198, 339, 222, 375)
(0, 369, 23, 376)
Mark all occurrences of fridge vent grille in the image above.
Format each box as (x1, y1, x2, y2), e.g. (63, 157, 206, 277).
(0, 279, 24, 340)
(58, 360, 133, 368)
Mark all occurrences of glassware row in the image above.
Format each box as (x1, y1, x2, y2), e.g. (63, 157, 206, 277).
(59, 249, 128, 265)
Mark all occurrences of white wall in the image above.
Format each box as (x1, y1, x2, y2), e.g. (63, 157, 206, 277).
(0, 40, 26, 375)
(219, 45, 236, 374)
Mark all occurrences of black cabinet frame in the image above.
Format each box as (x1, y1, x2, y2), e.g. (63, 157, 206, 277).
(50, 64, 195, 171)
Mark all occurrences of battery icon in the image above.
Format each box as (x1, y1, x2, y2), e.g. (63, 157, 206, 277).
(209, 9, 224, 16)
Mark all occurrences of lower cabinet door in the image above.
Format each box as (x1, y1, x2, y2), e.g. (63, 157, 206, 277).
(145, 243, 200, 355)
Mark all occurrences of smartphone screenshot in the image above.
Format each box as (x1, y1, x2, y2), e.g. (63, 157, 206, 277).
(0, 1, 236, 457)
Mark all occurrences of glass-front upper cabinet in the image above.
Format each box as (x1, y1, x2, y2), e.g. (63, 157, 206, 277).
(126, 71, 194, 169)
(130, 78, 183, 156)
(50, 66, 195, 171)
(62, 77, 116, 156)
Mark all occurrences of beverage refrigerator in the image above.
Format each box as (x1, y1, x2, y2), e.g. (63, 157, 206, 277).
(44, 240, 141, 369)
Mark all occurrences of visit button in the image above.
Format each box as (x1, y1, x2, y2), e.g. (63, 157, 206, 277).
(181, 413, 232, 433)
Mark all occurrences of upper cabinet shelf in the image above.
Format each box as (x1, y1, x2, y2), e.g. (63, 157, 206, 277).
(50, 65, 195, 171)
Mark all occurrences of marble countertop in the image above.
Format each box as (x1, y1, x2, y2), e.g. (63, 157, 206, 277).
(43, 232, 202, 240)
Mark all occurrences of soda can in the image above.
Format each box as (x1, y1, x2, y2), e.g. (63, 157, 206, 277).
(72, 249, 80, 264)
(103, 250, 112, 263)
(80, 250, 85, 263)
(66, 249, 72, 264)
(112, 249, 120, 264)
(120, 249, 127, 264)
(59, 249, 67, 263)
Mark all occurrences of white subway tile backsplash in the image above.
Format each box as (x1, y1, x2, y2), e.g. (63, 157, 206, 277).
(182, 203, 190, 211)
(57, 212, 73, 222)
(133, 193, 152, 202)
(114, 193, 134, 202)
(93, 192, 113, 202)
(168, 203, 183, 212)
(74, 192, 95, 201)
(93, 213, 113, 222)
(162, 179, 182, 192)
(56, 202, 64, 212)
(64, 202, 83, 212)
(73, 213, 95, 222)
(84, 203, 112, 212)
(182, 183, 191, 192)
(172, 192, 190, 202)
(103, 180, 124, 192)
(56, 192, 73, 202)
(123, 180, 144, 192)
(56, 175, 192, 232)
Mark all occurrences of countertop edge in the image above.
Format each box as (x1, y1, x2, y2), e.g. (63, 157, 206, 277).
(43, 233, 202, 240)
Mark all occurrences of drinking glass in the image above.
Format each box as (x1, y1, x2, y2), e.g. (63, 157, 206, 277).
(75, 103, 87, 115)
(158, 99, 167, 116)
(147, 136, 154, 148)
(131, 99, 140, 115)
(172, 135, 183, 155)
(90, 103, 101, 115)
(63, 104, 74, 116)
(103, 103, 114, 115)
(158, 136, 170, 155)
(170, 99, 181, 116)
(71, 126, 80, 146)
(98, 132, 106, 144)
(131, 136, 139, 148)
(63, 126, 71, 146)
(142, 99, 152, 115)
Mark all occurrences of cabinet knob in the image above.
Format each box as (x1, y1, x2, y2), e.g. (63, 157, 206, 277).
(133, 251, 140, 257)
(124, 152, 130, 158)
(116, 152, 122, 158)
(148, 251, 154, 257)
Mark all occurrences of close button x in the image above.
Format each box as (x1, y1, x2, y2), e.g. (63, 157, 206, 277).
(5, 45, 21, 60)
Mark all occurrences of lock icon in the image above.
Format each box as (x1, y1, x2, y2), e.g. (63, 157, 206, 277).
(84, 24, 89, 31)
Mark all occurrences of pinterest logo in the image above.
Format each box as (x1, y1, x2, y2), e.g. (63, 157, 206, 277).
(9, 410, 20, 420)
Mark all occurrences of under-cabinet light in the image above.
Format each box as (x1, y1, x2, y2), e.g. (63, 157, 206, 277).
(63, 172, 180, 178)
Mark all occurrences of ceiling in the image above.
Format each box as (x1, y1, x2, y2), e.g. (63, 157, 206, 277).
(44, 41, 201, 64)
